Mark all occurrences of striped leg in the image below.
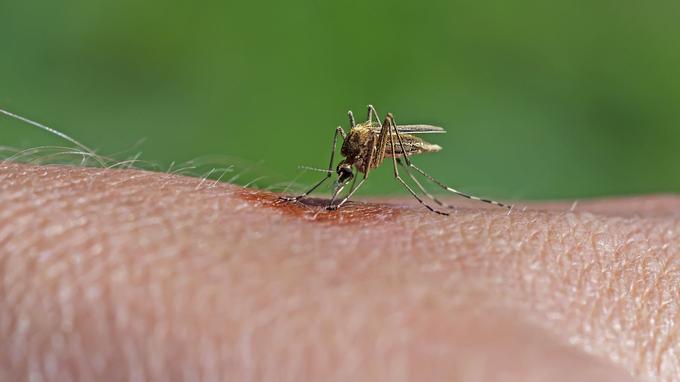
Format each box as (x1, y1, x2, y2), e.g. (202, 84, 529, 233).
(408, 163, 511, 209)
(388, 114, 511, 210)
(396, 158, 449, 208)
(386, 114, 449, 215)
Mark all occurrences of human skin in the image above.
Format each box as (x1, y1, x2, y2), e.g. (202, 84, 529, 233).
(0, 163, 678, 381)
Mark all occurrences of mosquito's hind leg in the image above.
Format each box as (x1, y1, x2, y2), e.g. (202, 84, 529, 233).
(385, 114, 448, 215)
(281, 126, 346, 202)
(407, 163, 511, 209)
(396, 158, 450, 208)
(392, 160, 449, 215)
(387, 114, 510, 210)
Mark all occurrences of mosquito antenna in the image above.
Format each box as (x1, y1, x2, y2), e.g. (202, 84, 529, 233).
(0, 107, 105, 167)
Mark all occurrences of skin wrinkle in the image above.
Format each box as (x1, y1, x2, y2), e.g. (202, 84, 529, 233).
(424, 208, 678, 379)
(0, 164, 677, 381)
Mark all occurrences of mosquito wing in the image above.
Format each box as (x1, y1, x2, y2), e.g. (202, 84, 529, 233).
(395, 124, 445, 134)
(367, 123, 445, 134)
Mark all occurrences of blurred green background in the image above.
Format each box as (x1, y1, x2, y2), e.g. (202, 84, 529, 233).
(2, 0, 680, 200)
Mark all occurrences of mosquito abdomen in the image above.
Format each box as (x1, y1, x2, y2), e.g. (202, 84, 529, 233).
(387, 136, 442, 156)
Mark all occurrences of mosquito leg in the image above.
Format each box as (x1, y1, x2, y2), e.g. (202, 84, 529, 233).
(366, 104, 381, 126)
(348, 110, 356, 128)
(409, 162, 511, 209)
(396, 158, 448, 207)
(346, 167, 358, 194)
(386, 113, 510, 210)
(337, 126, 347, 140)
(283, 126, 346, 201)
(388, 114, 414, 166)
(327, 175, 367, 210)
(386, 115, 448, 216)
(394, 171, 448, 215)
(328, 166, 358, 207)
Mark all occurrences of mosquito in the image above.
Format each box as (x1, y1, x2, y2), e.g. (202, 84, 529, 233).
(283, 105, 511, 215)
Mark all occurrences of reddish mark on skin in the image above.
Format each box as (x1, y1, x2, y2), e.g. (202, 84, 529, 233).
(237, 188, 402, 224)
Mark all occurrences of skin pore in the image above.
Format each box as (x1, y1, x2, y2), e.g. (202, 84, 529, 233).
(0, 163, 678, 381)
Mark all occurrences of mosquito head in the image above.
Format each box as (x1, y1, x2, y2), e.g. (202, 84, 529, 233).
(336, 163, 354, 184)
(331, 162, 354, 198)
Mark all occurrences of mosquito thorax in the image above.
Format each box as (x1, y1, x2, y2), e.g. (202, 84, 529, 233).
(340, 126, 374, 173)
(341, 125, 370, 156)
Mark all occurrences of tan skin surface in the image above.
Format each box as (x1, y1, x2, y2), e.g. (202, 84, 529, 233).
(0, 163, 678, 381)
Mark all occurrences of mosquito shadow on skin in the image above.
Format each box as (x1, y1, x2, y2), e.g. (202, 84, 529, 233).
(237, 188, 403, 225)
